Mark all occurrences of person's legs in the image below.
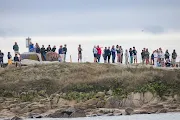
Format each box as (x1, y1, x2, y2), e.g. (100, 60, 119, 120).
(125, 57, 128, 65)
(108, 55, 110, 63)
(121, 54, 123, 64)
(119, 54, 122, 63)
(154, 58, 157, 67)
(63, 54, 66, 62)
(130, 56, 133, 64)
(112, 55, 115, 63)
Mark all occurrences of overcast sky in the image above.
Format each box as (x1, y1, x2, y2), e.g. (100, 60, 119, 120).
(0, 0, 180, 37)
(0, 0, 180, 62)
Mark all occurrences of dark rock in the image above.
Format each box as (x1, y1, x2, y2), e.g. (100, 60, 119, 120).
(47, 107, 86, 118)
(157, 108, 168, 113)
(11, 116, 23, 120)
(28, 113, 43, 118)
(125, 107, 134, 115)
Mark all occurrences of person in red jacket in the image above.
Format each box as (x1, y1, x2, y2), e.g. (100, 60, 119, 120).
(97, 45, 102, 63)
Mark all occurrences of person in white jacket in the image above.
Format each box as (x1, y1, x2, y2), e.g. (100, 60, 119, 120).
(125, 49, 129, 65)
(153, 50, 158, 67)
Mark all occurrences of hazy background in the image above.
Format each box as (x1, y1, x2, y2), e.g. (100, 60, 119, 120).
(0, 0, 180, 62)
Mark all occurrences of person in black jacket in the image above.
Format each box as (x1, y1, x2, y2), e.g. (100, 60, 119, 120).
(46, 45, 51, 52)
(103, 47, 108, 63)
(107, 47, 111, 63)
(35, 43, 41, 53)
(41, 45, 46, 61)
(51, 46, 56, 52)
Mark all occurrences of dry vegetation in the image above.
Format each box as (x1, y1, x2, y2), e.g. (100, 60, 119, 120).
(0, 63, 180, 101)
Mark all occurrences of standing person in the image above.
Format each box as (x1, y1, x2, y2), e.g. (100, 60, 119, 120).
(145, 49, 150, 65)
(141, 50, 145, 65)
(14, 54, 20, 67)
(35, 43, 41, 53)
(172, 49, 177, 67)
(120, 46, 123, 63)
(93, 46, 98, 63)
(0, 50, 4, 67)
(160, 50, 165, 67)
(103, 47, 108, 63)
(41, 45, 46, 61)
(151, 52, 154, 65)
(165, 50, 170, 60)
(46, 45, 51, 52)
(78, 44, 83, 63)
(96, 45, 102, 63)
(51, 46, 56, 52)
(63, 44, 67, 62)
(133, 47, 137, 64)
(7, 52, 12, 65)
(125, 49, 129, 65)
(107, 47, 111, 63)
(58, 45, 64, 62)
(29, 42, 34, 52)
(129, 48, 133, 64)
(153, 50, 158, 67)
(111, 45, 116, 63)
(13, 42, 19, 54)
(116, 45, 121, 63)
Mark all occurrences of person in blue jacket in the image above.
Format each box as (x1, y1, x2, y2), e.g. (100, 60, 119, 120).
(29, 42, 34, 52)
(111, 45, 116, 63)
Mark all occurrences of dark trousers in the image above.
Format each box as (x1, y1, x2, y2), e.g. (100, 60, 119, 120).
(112, 55, 115, 63)
(108, 55, 111, 63)
(0, 59, 3, 67)
(97, 54, 101, 63)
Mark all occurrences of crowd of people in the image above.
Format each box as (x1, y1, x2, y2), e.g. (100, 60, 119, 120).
(93, 45, 178, 67)
(0, 41, 179, 68)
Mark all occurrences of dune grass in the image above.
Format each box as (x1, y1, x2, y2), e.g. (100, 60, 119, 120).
(0, 63, 180, 101)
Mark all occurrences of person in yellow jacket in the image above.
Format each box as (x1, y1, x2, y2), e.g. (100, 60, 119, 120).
(7, 52, 12, 65)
